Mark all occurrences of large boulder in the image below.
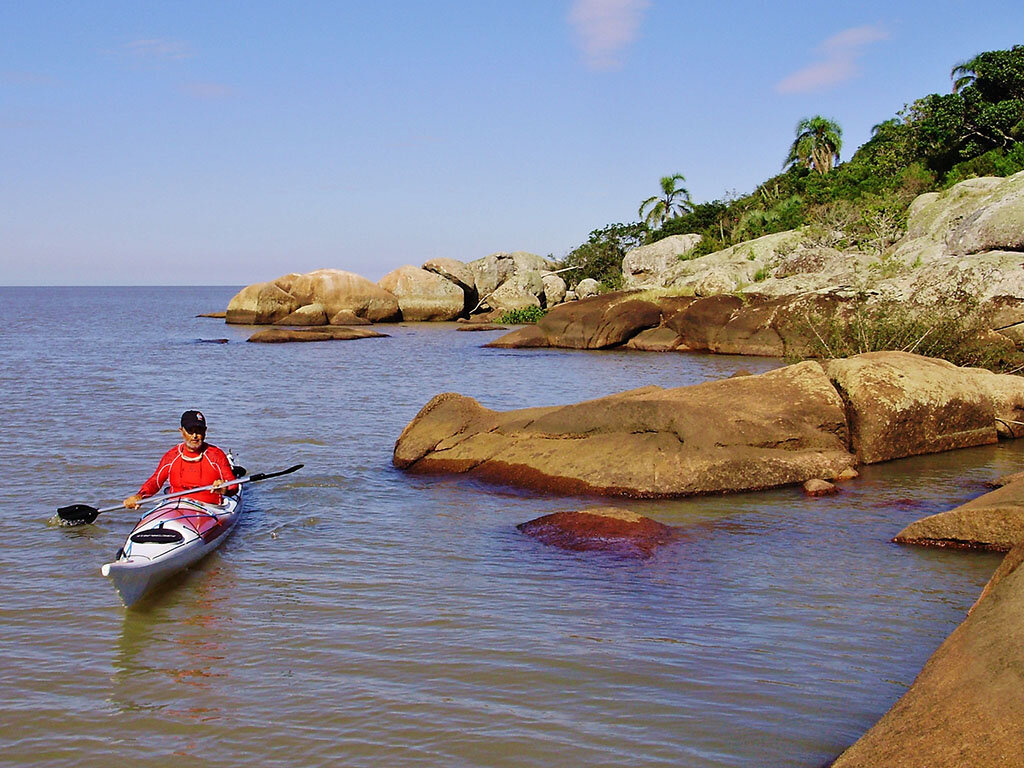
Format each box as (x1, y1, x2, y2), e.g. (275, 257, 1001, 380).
(488, 270, 545, 313)
(894, 478, 1024, 551)
(225, 281, 301, 324)
(378, 265, 465, 321)
(393, 361, 857, 497)
(421, 258, 476, 294)
(897, 172, 1024, 260)
(469, 252, 515, 300)
(517, 507, 677, 556)
(576, 278, 601, 299)
(878, 170, 1024, 303)
(541, 272, 567, 305)
(487, 293, 661, 350)
(278, 269, 400, 321)
(622, 234, 703, 289)
(422, 257, 478, 314)
(832, 545, 1024, 768)
(227, 269, 400, 324)
(277, 302, 328, 326)
(468, 251, 558, 308)
(826, 352, 1000, 464)
(484, 291, 852, 357)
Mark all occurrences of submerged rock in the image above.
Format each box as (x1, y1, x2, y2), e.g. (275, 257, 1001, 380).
(247, 326, 388, 343)
(517, 507, 677, 556)
(802, 479, 837, 496)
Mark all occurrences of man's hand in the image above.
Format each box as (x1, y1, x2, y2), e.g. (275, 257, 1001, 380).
(212, 480, 225, 495)
(123, 494, 143, 510)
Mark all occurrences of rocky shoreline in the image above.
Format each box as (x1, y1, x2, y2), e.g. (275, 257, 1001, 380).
(220, 172, 1024, 357)
(216, 171, 1024, 764)
(394, 350, 1024, 765)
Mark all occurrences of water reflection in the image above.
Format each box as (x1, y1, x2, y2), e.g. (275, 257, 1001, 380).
(110, 563, 234, 721)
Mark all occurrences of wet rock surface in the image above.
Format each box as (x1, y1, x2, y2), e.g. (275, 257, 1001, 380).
(894, 478, 1024, 551)
(832, 544, 1024, 768)
(517, 507, 678, 556)
(247, 326, 389, 343)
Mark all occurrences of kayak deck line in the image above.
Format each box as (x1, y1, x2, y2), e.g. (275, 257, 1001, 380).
(101, 491, 245, 607)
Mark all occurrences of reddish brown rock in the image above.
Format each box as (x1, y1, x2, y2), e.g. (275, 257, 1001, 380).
(517, 507, 677, 556)
(626, 326, 685, 351)
(456, 324, 508, 332)
(393, 361, 856, 497)
(197, 312, 227, 318)
(832, 544, 1024, 768)
(894, 479, 1024, 551)
(483, 326, 550, 348)
(247, 326, 389, 343)
(803, 479, 837, 496)
(488, 293, 661, 350)
(662, 294, 743, 351)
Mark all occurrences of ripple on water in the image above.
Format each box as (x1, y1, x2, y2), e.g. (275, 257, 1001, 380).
(0, 287, 1011, 767)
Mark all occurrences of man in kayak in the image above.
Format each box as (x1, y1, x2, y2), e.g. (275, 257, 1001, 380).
(123, 410, 239, 510)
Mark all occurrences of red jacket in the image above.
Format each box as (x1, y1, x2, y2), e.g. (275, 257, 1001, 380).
(139, 443, 238, 504)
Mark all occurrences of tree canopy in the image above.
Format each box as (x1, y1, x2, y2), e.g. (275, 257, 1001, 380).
(638, 174, 692, 228)
(562, 45, 1024, 289)
(786, 116, 843, 175)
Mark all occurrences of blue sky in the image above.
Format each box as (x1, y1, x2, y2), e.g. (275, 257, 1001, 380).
(2, 1, 1022, 285)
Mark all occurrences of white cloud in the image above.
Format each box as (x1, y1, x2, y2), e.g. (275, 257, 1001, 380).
(123, 38, 194, 61)
(775, 24, 889, 94)
(568, 0, 651, 71)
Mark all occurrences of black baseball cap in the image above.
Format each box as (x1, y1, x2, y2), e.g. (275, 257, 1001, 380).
(180, 410, 207, 433)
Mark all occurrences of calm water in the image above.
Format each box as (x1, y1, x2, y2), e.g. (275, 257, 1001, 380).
(0, 286, 1010, 767)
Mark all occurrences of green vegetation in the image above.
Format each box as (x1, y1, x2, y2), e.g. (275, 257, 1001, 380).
(560, 223, 646, 291)
(497, 306, 547, 324)
(785, 116, 843, 175)
(638, 174, 692, 228)
(785, 291, 1024, 374)
(559, 45, 1024, 289)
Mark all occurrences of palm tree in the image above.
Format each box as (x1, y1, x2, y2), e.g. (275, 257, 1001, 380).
(638, 174, 692, 228)
(785, 116, 843, 175)
(951, 56, 979, 93)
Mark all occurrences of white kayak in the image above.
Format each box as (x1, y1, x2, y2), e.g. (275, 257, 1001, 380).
(101, 490, 244, 607)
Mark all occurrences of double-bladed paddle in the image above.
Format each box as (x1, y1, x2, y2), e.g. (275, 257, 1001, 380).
(56, 464, 304, 526)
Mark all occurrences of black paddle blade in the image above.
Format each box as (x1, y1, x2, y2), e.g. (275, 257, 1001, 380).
(249, 464, 303, 483)
(56, 504, 100, 526)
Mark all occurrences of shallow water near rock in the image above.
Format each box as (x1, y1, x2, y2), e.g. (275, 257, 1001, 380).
(0, 286, 1012, 767)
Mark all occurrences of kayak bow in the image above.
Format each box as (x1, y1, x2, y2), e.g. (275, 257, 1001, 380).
(101, 491, 244, 607)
